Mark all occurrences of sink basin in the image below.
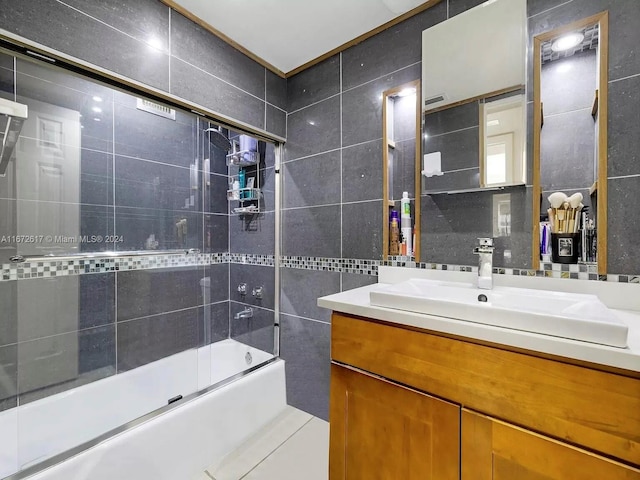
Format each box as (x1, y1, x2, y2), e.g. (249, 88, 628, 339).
(369, 278, 629, 348)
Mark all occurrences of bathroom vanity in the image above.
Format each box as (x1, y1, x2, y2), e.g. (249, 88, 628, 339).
(319, 268, 640, 479)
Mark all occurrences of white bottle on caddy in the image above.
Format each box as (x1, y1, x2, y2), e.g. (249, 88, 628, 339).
(400, 191, 412, 257)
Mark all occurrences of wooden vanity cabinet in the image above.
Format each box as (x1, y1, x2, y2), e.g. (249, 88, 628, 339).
(329, 312, 640, 480)
(330, 363, 460, 480)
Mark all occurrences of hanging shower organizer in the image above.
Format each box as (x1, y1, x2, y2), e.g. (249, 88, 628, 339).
(226, 148, 261, 214)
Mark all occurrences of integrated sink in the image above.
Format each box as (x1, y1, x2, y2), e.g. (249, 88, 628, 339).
(369, 278, 629, 348)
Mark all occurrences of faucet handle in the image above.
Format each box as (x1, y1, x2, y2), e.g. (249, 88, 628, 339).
(477, 237, 494, 247)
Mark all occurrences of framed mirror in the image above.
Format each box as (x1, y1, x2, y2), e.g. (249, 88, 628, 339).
(382, 80, 421, 260)
(532, 11, 608, 274)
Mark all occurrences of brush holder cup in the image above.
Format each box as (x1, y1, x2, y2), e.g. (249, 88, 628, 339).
(551, 233, 580, 264)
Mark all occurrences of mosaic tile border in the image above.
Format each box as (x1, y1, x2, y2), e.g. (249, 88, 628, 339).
(1, 253, 638, 284)
(280, 256, 379, 276)
(1, 252, 228, 281)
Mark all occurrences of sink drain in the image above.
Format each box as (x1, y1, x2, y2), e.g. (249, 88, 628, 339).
(245, 351, 253, 365)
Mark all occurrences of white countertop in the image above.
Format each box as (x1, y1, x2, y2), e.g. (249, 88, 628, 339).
(318, 268, 640, 373)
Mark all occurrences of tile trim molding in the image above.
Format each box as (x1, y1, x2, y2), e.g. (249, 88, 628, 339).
(2, 253, 637, 283)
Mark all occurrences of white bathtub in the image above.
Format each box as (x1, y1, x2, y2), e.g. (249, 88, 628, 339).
(0, 339, 286, 480)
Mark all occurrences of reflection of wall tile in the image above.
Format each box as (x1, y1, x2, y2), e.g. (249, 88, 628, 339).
(0, 344, 17, 412)
(117, 308, 199, 372)
(117, 266, 204, 322)
(114, 103, 195, 168)
(0, 53, 14, 101)
(16, 274, 115, 342)
(114, 207, 202, 251)
(423, 127, 479, 172)
(204, 213, 229, 253)
(279, 314, 330, 420)
(115, 156, 200, 212)
(0, 198, 17, 265)
(0, 281, 16, 347)
(392, 139, 417, 199)
(540, 110, 595, 191)
(449, 0, 487, 18)
(16, 61, 114, 153)
(209, 301, 230, 344)
(204, 263, 229, 305)
(424, 101, 478, 137)
(81, 150, 113, 206)
(423, 168, 480, 193)
(541, 50, 597, 116)
(18, 324, 116, 404)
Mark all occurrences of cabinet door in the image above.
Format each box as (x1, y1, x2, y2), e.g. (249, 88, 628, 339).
(329, 363, 460, 480)
(462, 409, 640, 480)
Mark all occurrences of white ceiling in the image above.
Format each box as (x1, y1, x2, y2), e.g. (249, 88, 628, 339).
(171, 0, 427, 74)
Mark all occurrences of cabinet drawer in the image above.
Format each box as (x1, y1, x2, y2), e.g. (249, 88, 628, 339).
(331, 313, 640, 466)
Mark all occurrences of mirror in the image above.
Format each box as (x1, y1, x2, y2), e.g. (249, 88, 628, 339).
(532, 12, 608, 275)
(422, 0, 526, 112)
(382, 80, 421, 260)
(421, 0, 527, 195)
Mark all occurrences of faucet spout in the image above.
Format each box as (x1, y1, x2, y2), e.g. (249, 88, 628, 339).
(473, 238, 494, 290)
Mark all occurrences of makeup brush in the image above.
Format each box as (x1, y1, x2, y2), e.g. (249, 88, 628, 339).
(548, 192, 567, 233)
(567, 193, 583, 233)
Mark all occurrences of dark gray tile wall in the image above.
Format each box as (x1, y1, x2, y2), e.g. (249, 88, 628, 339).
(0, 0, 287, 138)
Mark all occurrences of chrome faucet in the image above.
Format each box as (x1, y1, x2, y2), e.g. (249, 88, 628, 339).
(473, 238, 494, 290)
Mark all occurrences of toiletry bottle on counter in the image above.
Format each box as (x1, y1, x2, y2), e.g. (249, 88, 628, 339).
(390, 210, 400, 256)
(400, 192, 412, 256)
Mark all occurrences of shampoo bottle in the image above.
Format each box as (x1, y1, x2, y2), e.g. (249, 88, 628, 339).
(400, 192, 412, 256)
(390, 210, 400, 256)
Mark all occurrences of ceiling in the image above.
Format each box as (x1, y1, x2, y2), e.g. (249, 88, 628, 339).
(169, 0, 429, 75)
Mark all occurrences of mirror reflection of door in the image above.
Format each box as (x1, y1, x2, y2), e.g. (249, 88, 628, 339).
(15, 98, 81, 394)
(481, 94, 525, 188)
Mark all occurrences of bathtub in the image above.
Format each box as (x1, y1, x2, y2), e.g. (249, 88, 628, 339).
(0, 339, 286, 480)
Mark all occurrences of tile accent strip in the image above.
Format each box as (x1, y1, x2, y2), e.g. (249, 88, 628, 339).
(2, 253, 637, 283)
(1, 252, 227, 281)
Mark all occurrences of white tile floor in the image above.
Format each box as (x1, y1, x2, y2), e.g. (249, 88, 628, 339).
(198, 406, 329, 480)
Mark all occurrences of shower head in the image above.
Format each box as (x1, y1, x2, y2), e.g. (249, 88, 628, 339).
(204, 127, 231, 152)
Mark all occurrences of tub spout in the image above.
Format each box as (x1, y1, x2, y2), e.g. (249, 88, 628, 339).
(234, 307, 253, 320)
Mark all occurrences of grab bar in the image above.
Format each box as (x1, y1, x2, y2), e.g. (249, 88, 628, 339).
(234, 307, 253, 320)
(9, 248, 201, 263)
